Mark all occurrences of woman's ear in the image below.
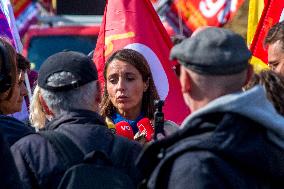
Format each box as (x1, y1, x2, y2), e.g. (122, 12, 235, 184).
(144, 78, 150, 92)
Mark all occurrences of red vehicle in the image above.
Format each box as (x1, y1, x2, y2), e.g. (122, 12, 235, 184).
(23, 15, 101, 70)
(22, 15, 174, 71)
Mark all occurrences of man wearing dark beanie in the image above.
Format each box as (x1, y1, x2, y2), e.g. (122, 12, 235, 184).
(11, 51, 142, 189)
(137, 27, 284, 188)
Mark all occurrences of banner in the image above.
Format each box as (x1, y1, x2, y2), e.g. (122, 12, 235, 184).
(11, 0, 40, 37)
(94, 0, 189, 124)
(249, 0, 284, 72)
(0, 6, 14, 42)
(157, 0, 245, 36)
(0, 0, 22, 51)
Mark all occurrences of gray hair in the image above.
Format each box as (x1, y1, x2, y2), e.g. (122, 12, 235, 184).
(40, 71, 98, 116)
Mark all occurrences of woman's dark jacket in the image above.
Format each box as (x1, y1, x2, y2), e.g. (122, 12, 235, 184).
(0, 128, 23, 189)
(0, 115, 34, 146)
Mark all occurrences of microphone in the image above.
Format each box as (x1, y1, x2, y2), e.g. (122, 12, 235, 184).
(137, 118, 154, 142)
(115, 121, 134, 140)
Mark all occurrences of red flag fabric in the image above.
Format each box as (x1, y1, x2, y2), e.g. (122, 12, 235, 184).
(94, 0, 190, 124)
(250, 0, 284, 68)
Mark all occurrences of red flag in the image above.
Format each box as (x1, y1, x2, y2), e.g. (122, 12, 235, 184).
(250, 0, 284, 70)
(94, 0, 190, 124)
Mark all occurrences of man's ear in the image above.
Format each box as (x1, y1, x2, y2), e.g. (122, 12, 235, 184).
(95, 82, 102, 103)
(180, 66, 191, 93)
(244, 64, 254, 86)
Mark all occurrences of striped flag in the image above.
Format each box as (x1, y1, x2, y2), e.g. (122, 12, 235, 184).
(11, 0, 41, 37)
(0, 0, 22, 51)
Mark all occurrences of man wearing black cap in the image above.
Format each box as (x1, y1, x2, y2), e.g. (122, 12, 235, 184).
(11, 51, 142, 189)
(137, 27, 284, 188)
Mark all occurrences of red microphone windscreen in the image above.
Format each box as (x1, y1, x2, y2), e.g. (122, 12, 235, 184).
(115, 121, 134, 140)
(137, 118, 154, 142)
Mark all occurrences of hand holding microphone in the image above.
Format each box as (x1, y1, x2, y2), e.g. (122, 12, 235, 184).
(136, 118, 154, 142)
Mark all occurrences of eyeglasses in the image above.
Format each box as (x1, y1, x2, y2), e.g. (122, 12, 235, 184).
(172, 63, 181, 78)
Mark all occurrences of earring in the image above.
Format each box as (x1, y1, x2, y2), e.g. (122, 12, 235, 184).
(144, 87, 147, 92)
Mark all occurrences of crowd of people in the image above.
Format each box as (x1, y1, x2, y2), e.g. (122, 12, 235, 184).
(0, 21, 284, 189)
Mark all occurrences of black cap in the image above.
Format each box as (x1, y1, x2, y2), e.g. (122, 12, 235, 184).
(38, 51, 98, 92)
(170, 27, 252, 75)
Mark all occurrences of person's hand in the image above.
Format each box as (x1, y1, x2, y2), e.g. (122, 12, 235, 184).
(134, 130, 147, 145)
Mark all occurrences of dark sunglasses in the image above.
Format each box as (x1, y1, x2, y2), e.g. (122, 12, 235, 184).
(172, 63, 181, 77)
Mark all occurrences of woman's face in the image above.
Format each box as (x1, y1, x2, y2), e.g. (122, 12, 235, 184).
(0, 71, 27, 114)
(106, 59, 147, 118)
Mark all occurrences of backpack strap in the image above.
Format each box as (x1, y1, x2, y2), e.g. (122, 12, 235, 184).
(39, 131, 84, 169)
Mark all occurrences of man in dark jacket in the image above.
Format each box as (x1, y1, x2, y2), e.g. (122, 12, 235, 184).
(137, 27, 284, 188)
(11, 51, 142, 189)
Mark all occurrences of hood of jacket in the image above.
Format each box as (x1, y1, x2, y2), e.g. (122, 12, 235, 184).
(181, 85, 284, 150)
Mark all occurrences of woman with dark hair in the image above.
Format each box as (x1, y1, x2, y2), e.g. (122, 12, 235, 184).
(0, 37, 18, 111)
(0, 37, 34, 146)
(0, 37, 24, 189)
(101, 49, 177, 143)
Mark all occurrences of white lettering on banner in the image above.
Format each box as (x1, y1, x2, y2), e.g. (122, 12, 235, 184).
(124, 43, 169, 100)
(217, 5, 229, 24)
(229, 0, 238, 12)
(199, 0, 226, 18)
(199, 0, 238, 24)
(217, 0, 238, 24)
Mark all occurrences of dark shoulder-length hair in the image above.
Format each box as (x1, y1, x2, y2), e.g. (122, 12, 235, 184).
(0, 37, 17, 100)
(100, 48, 159, 119)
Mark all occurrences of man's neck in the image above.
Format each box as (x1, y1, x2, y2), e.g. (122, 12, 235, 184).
(189, 100, 210, 113)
